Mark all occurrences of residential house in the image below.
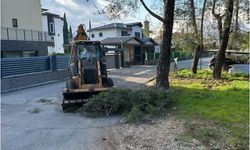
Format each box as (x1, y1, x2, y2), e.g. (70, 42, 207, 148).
(88, 22, 156, 65)
(42, 10, 64, 54)
(88, 22, 143, 41)
(1, 0, 53, 58)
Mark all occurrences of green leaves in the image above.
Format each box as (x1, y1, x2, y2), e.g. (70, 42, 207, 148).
(82, 88, 172, 123)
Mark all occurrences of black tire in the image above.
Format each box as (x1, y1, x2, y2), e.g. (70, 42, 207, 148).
(107, 77, 114, 87)
(66, 79, 77, 89)
(103, 77, 114, 87)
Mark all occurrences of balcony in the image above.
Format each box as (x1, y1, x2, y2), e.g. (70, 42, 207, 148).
(1, 27, 54, 45)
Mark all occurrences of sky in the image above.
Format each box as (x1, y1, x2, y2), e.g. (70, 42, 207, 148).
(41, 0, 161, 35)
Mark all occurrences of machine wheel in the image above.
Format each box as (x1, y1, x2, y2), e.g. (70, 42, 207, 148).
(66, 79, 77, 89)
(107, 77, 114, 87)
(103, 77, 114, 87)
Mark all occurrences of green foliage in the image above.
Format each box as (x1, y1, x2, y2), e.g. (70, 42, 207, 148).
(63, 13, 69, 45)
(82, 88, 172, 123)
(49, 52, 69, 56)
(102, 0, 139, 19)
(28, 108, 41, 113)
(172, 32, 197, 51)
(169, 69, 249, 148)
(175, 69, 249, 80)
(37, 98, 52, 104)
(228, 32, 249, 50)
(69, 26, 73, 39)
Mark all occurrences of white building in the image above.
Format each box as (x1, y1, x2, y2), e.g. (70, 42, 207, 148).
(88, 22, 156, 65)
(1, 0, 52, 57)
(87, 22, 143, 41)
(42, 11, 64, 54)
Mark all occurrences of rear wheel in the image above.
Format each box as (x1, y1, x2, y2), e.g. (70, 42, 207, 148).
(107, 77, 114, 87)
(103, 77, 114, 87)
(66, 79, 77, 89)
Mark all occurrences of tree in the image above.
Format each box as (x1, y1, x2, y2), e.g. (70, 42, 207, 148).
(212, 0, 234, 79)
(69, 26, 73, 41)
(96, 0, 176, 89)
(63, 13, 69, 45)
(173, 0, 207, 74)
(156, 0, 176, 88)
(190, 0, 207, 74)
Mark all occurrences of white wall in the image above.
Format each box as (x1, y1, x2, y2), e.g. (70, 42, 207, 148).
(42, 16, 64, 54)
(42, 16, 48, 32)
(131, 26, 142, 37)
(1, 0, 42, 30)
(89, 29, 119, 41)
(89, 24, 142, 40)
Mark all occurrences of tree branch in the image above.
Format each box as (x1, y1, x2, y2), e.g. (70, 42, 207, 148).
(212, 0, 223, 42)
(212, 0, 220, 20)
(140, 0, 164, 22)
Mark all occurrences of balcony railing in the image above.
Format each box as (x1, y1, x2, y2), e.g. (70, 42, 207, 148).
(1, 27, 53, 42)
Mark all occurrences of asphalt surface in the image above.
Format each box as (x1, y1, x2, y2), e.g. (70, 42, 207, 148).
(0, 57, 222, 150)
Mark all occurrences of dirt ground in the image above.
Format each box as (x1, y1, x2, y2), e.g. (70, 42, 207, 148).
(100, 115, 207, 150)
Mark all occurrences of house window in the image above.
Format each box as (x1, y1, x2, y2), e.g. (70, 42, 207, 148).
(135, 32, 140, 38)
(49, 22, 55, 33)
(99, 32, 103, 37)
(12, 18, 18, 28)
(121, 31, 128, 36)
(91, 34, 95, 38)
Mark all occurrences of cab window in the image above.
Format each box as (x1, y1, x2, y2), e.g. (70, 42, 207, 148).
(76, 43, 100, 59)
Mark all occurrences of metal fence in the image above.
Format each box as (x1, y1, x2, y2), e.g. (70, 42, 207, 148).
(1, 27, 53, 42)
(1, 56, 72, 77)
(147, 51, 193, 61)
(56, 56, 70, 70)
(1, 56, 51, 77)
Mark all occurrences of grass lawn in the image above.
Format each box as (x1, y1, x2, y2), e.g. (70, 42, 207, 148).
(169, 69, 249, 149)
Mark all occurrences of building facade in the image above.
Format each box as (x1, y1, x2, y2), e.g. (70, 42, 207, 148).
(88, 22, 156, 65)
(87, 22, 143, 41)
(42, 11, 64, 54)
(1, 0, 52, 58)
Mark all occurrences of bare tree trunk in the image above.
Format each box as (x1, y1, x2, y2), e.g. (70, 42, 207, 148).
(212, 0, 224, 44)
(156, 0, 175, 89)
(213, 0, 234, 79)
(230, 0, 239, 49)
(235, 0, 239, 32)
(191, 0, 207, 74)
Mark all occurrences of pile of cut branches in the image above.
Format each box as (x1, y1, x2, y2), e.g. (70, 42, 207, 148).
(81, 88, 172, 123)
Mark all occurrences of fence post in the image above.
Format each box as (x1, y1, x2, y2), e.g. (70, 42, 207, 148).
(121, 51, 124, 68)
(50, 55, 57, 72)
(115, 51, 120, 69)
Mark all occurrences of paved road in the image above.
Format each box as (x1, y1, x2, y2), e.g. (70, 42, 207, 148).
(1, 58, 211, 150)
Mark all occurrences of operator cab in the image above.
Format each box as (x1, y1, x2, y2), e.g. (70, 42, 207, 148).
(75, 41, 102, 60)
(73, 41, 106, 84)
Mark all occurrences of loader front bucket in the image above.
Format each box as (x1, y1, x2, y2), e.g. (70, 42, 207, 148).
(61, 88, 108, 111)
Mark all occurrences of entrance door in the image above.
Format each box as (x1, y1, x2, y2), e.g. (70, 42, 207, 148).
(134, 46, 141, 64)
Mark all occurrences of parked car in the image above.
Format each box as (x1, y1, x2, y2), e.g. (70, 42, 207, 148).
(209, 55, 237, 70)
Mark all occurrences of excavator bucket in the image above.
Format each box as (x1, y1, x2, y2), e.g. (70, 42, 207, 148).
(62, 91, 98, 111)
(62, 88, 109, 111)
